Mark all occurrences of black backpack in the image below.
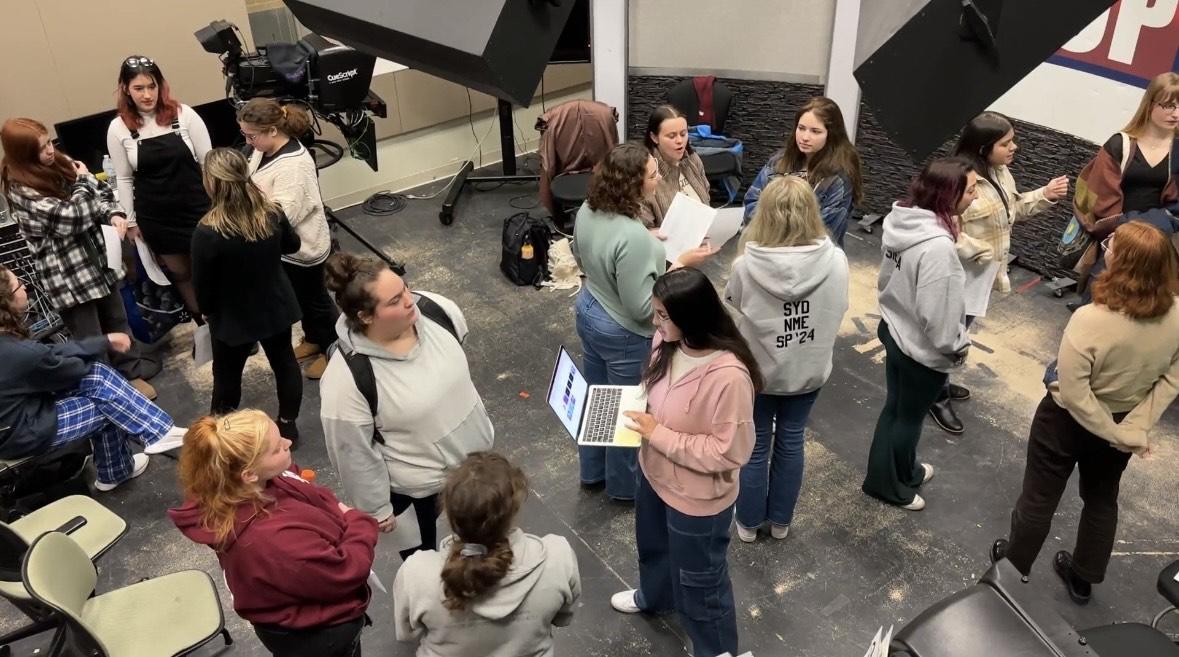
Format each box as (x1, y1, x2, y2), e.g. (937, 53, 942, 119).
(500, 212, 551, 287)
(338, 293, 459, 446)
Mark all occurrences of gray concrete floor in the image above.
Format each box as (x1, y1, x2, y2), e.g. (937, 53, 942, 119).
(5, 171, 1179, 657)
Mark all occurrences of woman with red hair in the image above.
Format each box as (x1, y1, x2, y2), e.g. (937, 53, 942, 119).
(993, 220, 1179, 605)
(105, 56, 211, 317)
(1, 117, 158, 398)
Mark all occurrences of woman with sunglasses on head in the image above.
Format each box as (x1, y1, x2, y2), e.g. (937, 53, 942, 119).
(237, 98, 337, 380)
(105, 56, 212, 318)
(928, 112, 1069, 435)
(992, 221, 1179, 606)
(2, 117, 159, 398)
(742, 97, 863, 248)
(640, 105, 710, 227)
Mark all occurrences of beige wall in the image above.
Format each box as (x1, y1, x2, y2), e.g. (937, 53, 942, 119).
(627, 0, 835, 82)
(0, 0, 253, 132)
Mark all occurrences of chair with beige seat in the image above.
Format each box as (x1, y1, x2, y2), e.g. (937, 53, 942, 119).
(21, 530, 232, 657)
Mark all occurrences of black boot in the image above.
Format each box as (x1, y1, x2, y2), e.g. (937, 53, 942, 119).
(929, 395, 964, 434)
(277, 417, 300, 450)
(990, 538, 1009, 564)
(1053, 551, 1092, 605)
(948, 383, 971, 401)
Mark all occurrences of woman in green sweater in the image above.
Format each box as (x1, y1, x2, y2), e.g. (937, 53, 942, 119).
(571, 142, 711, 501)
(993, 220, 1179, 605)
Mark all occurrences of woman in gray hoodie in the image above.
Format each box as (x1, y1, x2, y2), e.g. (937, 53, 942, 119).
(863, 158, 976, 511)
(726, 176, 849, 542)
(393, 452, 581, 657)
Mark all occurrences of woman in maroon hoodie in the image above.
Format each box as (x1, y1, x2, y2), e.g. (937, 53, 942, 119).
(169, 409, 378, 657)
(612, 268, 761, 657)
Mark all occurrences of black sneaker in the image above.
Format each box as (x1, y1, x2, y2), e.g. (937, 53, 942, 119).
(990, 538, 1009, 564)
(277, 417, 300, 450)
(929, 398, 965, 434)
(948, 383, 971, 401)
(1053, 551, 1092, 605)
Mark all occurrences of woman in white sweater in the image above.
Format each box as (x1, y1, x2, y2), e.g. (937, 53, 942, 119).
(238, 99, 337, 379)
(726, 176, 849, 542)
(105, 56, 211, 317)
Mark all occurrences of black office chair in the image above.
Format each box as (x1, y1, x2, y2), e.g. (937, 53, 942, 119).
(891, 559, 1179, 657)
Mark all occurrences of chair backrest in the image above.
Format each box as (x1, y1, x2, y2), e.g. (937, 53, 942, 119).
(667, 78, 734, 135)
(23, 531, 96, 616)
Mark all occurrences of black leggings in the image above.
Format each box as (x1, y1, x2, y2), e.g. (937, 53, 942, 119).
(391, 492, 440, 561)
(253, 615, 365, 657)
(283, 261, 339, 349)
(210, 327, 302, 422)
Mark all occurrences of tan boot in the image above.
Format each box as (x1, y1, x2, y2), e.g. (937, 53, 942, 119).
(130, 378, 157, 400)
(293, 340, 321, 360)
(304, 354, 328, 380)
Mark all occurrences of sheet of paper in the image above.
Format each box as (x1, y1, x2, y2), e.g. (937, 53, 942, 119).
(100, 225, 122, 272)
(135, 237, 171, 286)
(368, 569, 388, 594)
(660, 193, 717, 263)
(862, 626, 883, 657)
(192, 324, 213, 367)
(706, 207, 745, 250)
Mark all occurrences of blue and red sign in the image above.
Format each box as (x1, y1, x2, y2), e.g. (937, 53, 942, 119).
(1049, 0, 1179, 88)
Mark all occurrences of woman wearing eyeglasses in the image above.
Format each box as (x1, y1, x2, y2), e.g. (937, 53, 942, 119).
(105, 55, 212, 318)
(1073, 72, 1179, 291)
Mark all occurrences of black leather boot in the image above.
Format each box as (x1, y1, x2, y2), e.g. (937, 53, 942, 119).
(929, 395, 964, 434)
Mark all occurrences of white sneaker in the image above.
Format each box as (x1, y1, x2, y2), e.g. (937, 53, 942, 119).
(95, 453, 149, 492)
(920, 463, 935, 484)
(735, 523, 758, 543)
(144, 426, 187, 455)
(900, 494, 926, 511)
(610, 589, 641, 614)
(770, 523, 790, 540)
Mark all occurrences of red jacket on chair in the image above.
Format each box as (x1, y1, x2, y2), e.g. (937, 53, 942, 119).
(535, 99, 619, 214)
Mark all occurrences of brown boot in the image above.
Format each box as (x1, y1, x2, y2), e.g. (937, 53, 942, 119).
(130, 378, 157, 400)
(293, 340, 321, 360)
(304, 354, 328, 380)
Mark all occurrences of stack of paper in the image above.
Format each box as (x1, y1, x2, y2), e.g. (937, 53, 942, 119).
(659, 193, 745, 262)
(862, 625, 894, 657)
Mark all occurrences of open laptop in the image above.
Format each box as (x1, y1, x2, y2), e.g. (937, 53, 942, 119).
(545, 346, 646, 448)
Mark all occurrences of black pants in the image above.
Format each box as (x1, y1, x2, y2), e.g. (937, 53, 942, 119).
(862, 321, 948, 505)
(1005, 394, 1132, 583)
(283, 261, 339, 349)
(391, 492, 439, 561)
(210, 327, 302, 422)
(254, 615, 365, 657)
(59, 289, 160, 381)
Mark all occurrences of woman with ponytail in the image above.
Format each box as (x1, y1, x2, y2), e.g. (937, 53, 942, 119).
(170, 409, 378, 657)
(393, 452, 580, 657)
(238, 99, 338, 379)
(191, 148, 303, 440)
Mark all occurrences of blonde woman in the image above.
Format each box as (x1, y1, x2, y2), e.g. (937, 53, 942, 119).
(725, 176, 849, 541)
(170, 409, 378, 657)
(191, 148, 303, 440)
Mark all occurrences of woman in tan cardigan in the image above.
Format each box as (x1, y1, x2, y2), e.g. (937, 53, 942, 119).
(640, 105, 710, 227)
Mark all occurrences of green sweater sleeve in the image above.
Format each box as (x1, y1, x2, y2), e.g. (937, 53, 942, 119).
(613, 224, 666, 326)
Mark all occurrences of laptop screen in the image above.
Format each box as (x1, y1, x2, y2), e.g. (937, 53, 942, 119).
(546, 346, 589, 441)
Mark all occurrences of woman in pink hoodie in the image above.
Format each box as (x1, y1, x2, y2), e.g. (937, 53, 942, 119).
(610, 268, 760, 657)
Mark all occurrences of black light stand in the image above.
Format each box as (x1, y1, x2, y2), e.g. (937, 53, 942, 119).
(438, 98, 539, 225)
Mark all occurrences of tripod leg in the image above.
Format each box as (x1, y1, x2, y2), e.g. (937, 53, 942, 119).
(324, 207, 407, 276)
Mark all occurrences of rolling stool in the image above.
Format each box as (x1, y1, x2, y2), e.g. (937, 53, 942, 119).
(550, 171, 592, 228)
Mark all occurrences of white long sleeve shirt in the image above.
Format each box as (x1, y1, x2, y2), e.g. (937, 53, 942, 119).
(105, 104, 212, 224)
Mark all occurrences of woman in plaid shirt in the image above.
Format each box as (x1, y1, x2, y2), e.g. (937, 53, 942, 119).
(0, 118, 159, 399)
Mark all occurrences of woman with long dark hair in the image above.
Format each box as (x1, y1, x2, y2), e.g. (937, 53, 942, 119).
(609, 267, 760, 657)
(238, 98, 338, 379)
(1, 117, 159, 397)
(572, 143, 712, 502)
(191, 149, 303, 440)
(640, 104, 710, 227)
(862, 158, 976, 511)
(393, 452, 580, 656)
(742, 96, 863, 247)
(106, 55, 212, 317)
(993, 221, 1179, 605)
(928, 112, 1069, 435)
(170, 409, 378, 657)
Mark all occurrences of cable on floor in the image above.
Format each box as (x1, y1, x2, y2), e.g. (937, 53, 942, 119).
(361, 191, 409, 216)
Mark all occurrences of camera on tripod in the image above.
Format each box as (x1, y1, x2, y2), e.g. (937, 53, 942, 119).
(195, 19, 387, 171)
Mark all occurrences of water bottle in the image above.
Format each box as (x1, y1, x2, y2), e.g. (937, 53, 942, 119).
(101, 155, 116, 183)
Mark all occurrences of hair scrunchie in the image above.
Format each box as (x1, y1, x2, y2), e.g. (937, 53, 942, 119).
(459, 543, 488, 559)
(281, 105, 288, 118)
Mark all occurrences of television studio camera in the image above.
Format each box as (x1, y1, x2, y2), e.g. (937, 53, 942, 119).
(195, 19, 387, 172)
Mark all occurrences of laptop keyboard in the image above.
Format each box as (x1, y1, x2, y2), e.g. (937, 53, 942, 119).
(582, 387, 622, 444)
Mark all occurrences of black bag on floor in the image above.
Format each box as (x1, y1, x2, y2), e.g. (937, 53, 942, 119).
(500, 212, 551, 287)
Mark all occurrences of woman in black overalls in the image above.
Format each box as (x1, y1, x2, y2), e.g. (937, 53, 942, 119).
(105, 56, 212, 318)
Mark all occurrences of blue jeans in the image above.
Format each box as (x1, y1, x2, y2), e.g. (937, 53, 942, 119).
(735, 389, 820, 529)
(574, 288, 648, 500)
(635, 471, 739, 657)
